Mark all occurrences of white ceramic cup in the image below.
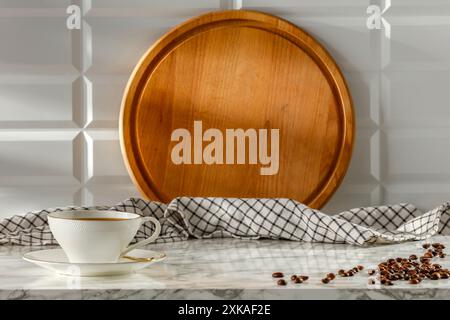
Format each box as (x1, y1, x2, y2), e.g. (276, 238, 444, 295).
(47, 210, 161, 263)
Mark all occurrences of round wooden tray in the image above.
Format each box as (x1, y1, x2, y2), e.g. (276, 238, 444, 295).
(120, 10, 354, 209)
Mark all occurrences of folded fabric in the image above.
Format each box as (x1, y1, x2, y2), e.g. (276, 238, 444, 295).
(0, 198, 449, 246)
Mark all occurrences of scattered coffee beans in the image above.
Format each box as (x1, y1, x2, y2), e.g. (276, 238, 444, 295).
(337, 265, 363, 278)
(375, 242, 449, 286)
(272, 242, 448, 287)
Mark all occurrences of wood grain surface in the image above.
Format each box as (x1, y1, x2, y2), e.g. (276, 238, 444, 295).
(120, 10, 354, 209)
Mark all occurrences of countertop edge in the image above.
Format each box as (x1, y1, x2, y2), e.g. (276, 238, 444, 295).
(2, 288, 450, 300)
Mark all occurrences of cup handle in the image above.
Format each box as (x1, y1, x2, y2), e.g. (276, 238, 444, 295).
(120, 216, 161, 256)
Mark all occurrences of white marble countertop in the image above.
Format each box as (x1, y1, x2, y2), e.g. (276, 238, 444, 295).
(1, 236, 450, 299)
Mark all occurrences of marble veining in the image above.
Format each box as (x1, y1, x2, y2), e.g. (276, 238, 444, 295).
(1, 236, 450, 299)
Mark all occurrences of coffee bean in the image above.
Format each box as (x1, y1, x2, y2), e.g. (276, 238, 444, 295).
(432, 264, 442, 270)
(432, 243, 445, 249)
(294, 277, 303, 284)
(327, 273, 336, 280)
(439, 253, 446, 258)
(300, 275, 309, 281)
(290, 275, 298, 281)
(420, 257, 430, 264)
(409, 279, 421, 285)
(422, 243, 431, 249)
(368, 279, 376, 285)
(357, 265, 364, 271)
(277, 279, 287, 286)
(272, 272, 284, 278)
(409, 254, 418, 260)
(321, 278, 330, 284)
(423, 252, 433, 259)
(368, 269, 376, 275)
(431, 272, 440, 280)
(440, 272, 449, 279)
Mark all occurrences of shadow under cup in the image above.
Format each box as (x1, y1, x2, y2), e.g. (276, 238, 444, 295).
(47, 210, 148, 263)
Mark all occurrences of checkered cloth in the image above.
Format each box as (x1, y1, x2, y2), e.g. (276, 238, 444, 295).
(0, 197, 449, 246)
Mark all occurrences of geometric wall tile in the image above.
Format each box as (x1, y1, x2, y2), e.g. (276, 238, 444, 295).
(87, 75, 128, 128)
(0, 75, 78, 128)
(380, 129, 450, 184)
(0, 131, 80, 186)
(243, 0, 370, 16)
(387, 0, 450, 16)
(87, 0, 221, 15)
(86, 18, 183, 75)
(322, 184, 381, 214)
(345, 129, 380, 184)
(83, 185, 141, 207)
(0, 17, 71, 66)
(381, 71, 450, 127)
(0, 186, 79, 218)
(383, 184, 450, 212)
(84, 130, 131, 184)
(383, 21, 450, 71)
(286, 17, 375, 72)
(0, 0, 70, 8)
(344, 71, 379, 127)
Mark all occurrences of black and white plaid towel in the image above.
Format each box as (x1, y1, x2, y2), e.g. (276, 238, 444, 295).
(0, 198, 449, 246)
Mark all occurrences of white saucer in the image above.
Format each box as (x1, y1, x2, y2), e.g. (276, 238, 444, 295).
(23, 249, 166, 277)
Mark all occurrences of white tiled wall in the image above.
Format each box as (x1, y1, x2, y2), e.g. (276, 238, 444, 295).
(0, 0, 449, 216)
